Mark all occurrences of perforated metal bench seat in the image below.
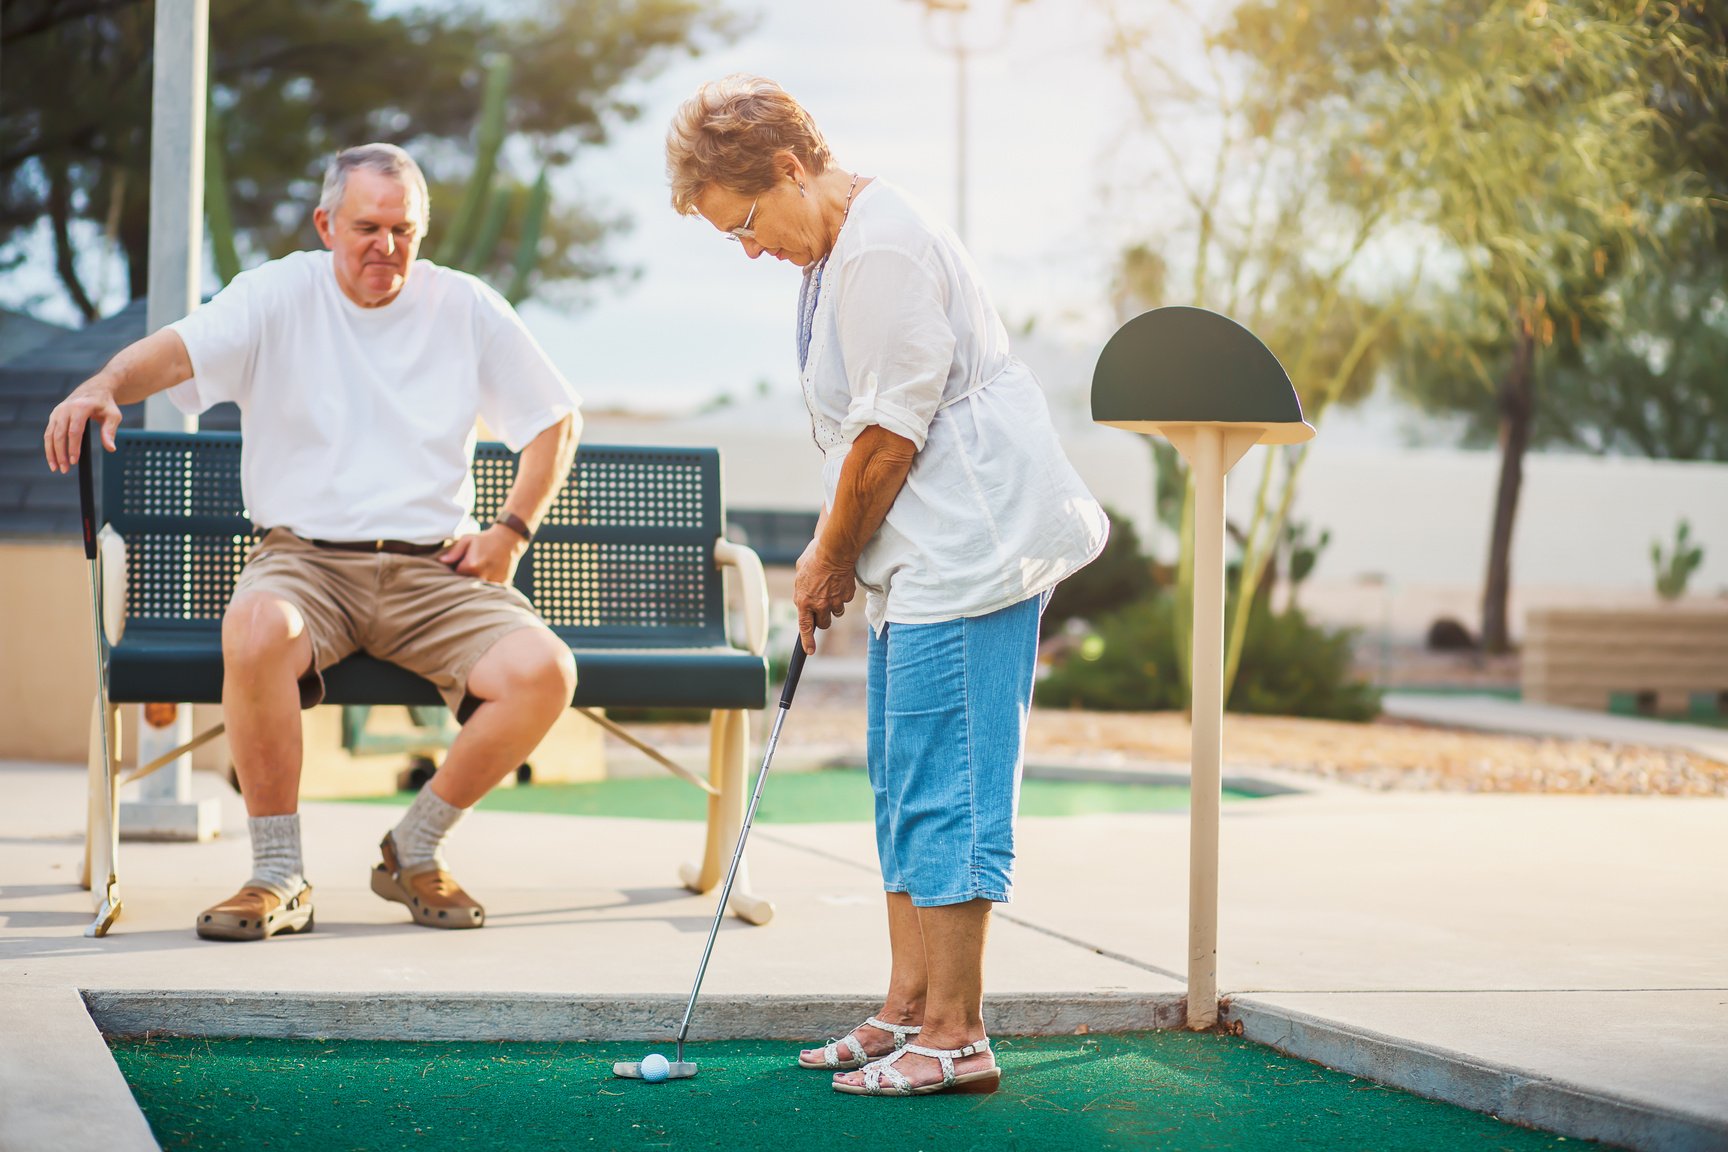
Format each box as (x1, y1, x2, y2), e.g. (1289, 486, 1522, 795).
(105, 631, 768, 710)
(91, 431, 768, 711)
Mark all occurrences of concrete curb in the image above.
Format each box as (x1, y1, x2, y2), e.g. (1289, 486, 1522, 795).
(85, 989, 1186, 1043)
(1223, 996, 1728, 1152)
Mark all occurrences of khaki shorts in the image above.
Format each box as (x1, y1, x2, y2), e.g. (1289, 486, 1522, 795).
(234, 529, 558, 716)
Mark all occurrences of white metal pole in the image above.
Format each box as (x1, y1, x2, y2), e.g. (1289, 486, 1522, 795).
(144, 0, 207, 400)
(125, 0, 218, 842)
(1187, 425, 1226, 1029)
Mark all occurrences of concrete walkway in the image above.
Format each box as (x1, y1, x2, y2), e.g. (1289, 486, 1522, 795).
(2, 743, 1725, 1151)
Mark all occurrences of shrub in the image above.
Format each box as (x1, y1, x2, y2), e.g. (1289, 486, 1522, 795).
(1037, 594, 1381, 721)
(1041, 507, 1157, 637)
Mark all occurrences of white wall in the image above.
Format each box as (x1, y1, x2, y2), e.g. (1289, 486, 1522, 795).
(1278, 449, 1728, 593)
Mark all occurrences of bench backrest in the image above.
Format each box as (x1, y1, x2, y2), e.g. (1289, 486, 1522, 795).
(98, 430, 729, 650)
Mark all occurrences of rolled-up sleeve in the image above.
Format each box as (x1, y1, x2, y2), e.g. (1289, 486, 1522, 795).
(833, 247, 955, 452)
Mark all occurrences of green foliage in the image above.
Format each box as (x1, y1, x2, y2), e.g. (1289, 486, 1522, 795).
(1, 0, 743, 315)
(1278, 518, 1331, 610)
(1041, 507, 1157, 637)
(1038, 600, 1185, 713)
(1538, 243, 1728, 462)
(1652, 519, 1705, 601)
(1037, 595, 1380, 721)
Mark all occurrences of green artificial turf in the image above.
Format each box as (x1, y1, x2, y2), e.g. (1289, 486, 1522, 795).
(343, 768, 1256, 823)
(111, 1032, 1580, 1152)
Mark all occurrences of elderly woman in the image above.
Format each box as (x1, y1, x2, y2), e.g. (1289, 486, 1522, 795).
(666, 75, 1106, 1097)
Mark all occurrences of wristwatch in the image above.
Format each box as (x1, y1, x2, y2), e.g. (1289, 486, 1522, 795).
(493, 511, 533, 541)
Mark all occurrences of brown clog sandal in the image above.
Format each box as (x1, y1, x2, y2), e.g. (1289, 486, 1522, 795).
(196, 881, 315, 941)
(370, 832, 485, 929)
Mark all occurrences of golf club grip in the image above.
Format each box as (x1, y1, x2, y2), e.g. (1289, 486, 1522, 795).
(78, 422, 98, 560)
(778, 642, 807, 708)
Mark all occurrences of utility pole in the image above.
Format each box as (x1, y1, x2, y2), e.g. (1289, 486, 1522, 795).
(908, 0, 1032, 247)
(124, 0, 220, 842)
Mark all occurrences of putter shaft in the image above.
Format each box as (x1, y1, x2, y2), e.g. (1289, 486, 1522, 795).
(674, 643, 806, 1064)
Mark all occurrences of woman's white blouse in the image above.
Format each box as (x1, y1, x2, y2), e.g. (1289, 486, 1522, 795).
(799, 180, 1108, 632)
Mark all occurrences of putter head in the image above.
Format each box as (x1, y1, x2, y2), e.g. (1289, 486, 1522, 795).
(612, 1060, 698, 1080)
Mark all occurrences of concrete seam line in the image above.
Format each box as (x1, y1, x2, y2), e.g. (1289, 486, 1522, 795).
(753, 828, 1185, 982)
(1222, 997, 1728, 1152)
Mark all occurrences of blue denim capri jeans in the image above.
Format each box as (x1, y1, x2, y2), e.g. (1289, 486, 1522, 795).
(865, 591, 1048, 907)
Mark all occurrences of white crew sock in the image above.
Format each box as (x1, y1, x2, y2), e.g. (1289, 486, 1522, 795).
(247, 814, 305, 899)
(391, 786, 466, 869)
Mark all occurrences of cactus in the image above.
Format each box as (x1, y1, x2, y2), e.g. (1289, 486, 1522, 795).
(505, 164, 550, 305)
(1652, 519, 1704, 601)
(205, 98, 242, 286)
(466, 184, 515, 271)
(434, 53, 512, 267)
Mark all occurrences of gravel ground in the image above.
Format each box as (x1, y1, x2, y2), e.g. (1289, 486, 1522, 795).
(1022, 709, 1728, 798)
(614, 679, 1728, 798)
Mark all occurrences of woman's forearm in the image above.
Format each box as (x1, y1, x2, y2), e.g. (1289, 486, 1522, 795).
(816, 423, 918, 570)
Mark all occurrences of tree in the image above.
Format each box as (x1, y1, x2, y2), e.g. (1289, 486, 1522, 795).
(1417, 242, 1728, 463)
(1102, 0, 1401, 708)
(1540, 246, 1728, 461)
(1221, 0, 1726, 651)
(1399, 3, 1728, 466)
(1, 0, 742, 319)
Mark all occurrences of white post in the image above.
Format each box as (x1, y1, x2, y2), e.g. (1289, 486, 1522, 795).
(124, 0, 219, 842)
(144, 0, 207, 415)
(1185, 425, 1226, 1029)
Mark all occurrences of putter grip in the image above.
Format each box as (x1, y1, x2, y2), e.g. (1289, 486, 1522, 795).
(778, 642, 808, 709)
(78, 422, 98, 561)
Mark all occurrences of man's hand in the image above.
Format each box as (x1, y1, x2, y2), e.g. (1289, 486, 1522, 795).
(43, 327, 194, 473)
(44, 378, 123, 473)
(439, 525, 527, 584)
(794, 537, 857, 655)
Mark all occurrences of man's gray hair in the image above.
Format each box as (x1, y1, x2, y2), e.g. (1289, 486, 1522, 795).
(318, 143, 430, 227)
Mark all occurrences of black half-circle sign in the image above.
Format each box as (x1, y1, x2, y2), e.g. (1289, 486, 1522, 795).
(1091, 306, 1315, 445)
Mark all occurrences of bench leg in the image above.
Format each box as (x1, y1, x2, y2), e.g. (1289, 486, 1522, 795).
(83, 693, 123, 936)
(677, 709, 774, 926)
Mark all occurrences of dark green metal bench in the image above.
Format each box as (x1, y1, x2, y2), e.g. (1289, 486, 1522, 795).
(80, 429, 775, 935)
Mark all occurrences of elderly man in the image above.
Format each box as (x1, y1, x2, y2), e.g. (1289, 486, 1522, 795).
(44, 143, 580, 941)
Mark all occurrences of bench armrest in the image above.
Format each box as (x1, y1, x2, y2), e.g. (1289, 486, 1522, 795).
(97, 525, 127, 647)
(713, 538, 769, 656)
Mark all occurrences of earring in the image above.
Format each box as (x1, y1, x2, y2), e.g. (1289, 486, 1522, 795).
(798, 181, 807, 197)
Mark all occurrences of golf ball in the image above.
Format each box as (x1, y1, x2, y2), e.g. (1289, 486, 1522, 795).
(640, 1053, 670, 1082)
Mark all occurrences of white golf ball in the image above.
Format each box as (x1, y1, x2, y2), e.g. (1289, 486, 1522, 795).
(640, 1053, 670, 1082)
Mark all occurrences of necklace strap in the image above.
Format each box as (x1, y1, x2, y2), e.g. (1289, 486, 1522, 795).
(839, 172, 860, 230)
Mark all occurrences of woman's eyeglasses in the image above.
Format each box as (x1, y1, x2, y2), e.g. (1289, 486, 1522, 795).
(725, 199, 758, 243)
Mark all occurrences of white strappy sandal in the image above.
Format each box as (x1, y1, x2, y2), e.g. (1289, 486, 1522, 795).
(798, 1017, 922, 1070)
(831, 1036, 1000, 1096)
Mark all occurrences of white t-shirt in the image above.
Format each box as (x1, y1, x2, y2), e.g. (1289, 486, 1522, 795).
(168, 251, 579, 542)
(800, 181, 1108, 631)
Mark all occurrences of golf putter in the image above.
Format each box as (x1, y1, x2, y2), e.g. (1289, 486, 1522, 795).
(79, 422, 122, 937)
(614, 641, 809, 1081)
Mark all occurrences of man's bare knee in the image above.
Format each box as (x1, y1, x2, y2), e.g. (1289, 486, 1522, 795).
(222, 594, 312, 677)
(469, 630, 575, 708)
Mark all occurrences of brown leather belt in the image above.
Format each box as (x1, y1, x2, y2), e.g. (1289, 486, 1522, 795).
(306, 537, 449, 556)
